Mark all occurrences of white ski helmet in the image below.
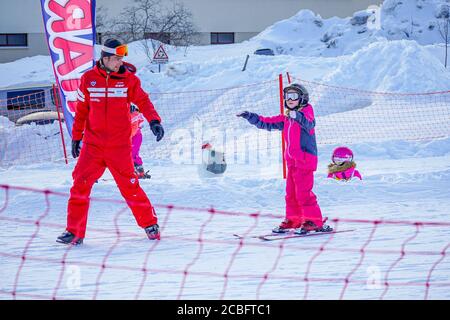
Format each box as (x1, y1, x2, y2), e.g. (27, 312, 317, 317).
(283, 83, 309, 108)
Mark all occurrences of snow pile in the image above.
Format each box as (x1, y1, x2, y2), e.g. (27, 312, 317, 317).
(0, 118, 66, 166)
(0, 115, 15, 129)
(0, 56, 54, 89)
(380, 0, 449, 44)
(2, 1, 450, 95)
(251, 0, 450, 57)
(322, 39, 450, 93)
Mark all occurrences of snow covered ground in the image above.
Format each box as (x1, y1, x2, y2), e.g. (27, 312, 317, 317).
(1, 136, 449, 300)
(1, 0, 450, 299)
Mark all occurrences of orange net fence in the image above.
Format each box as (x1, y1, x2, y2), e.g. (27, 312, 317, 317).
(1, 74, 449, 168)
(0, 185, 449, 300)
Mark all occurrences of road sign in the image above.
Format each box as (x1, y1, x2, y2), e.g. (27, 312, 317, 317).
(152, 44, 169, 64)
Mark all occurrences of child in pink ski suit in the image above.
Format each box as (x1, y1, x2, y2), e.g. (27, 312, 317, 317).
(328, 165, 362, 181)
(327, 162, 362, 181)
(238, 84, 331, 233)
(130, 105, 149, 179)
(327, 146, 362, 181)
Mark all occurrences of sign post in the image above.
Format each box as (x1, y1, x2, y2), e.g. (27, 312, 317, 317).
(152, 43, 169, 72)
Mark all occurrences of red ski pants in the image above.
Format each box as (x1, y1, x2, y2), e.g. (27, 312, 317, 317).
(66, 143, 157, 238)
(285, 165, 323, 227)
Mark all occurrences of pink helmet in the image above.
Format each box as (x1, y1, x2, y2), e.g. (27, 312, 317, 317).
(332, 146, 354, 164)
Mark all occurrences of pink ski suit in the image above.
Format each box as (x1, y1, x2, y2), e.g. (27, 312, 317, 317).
(328, 164, 362, 181)
(246, 104, 323, 227)
(131, 111, 144, 166)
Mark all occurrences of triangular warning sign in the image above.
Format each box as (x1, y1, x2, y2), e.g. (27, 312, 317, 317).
(153, 44, 169, 60)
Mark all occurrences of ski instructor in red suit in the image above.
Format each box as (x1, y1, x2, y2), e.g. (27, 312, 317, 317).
(57, 39, 164, 245)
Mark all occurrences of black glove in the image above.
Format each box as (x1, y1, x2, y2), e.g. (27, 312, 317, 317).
(149, 120, 164, 142)
(236, 111, 251, 119)
(237, 111, 259, 125)
(71, 140, 81, 158)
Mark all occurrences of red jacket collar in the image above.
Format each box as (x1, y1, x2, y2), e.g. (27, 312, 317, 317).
(94, 60, 137, 79)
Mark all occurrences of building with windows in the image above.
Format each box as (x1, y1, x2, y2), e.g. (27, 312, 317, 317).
(0, 0, 382, 63)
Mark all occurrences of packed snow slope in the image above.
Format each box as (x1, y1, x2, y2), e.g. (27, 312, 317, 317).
(0, 137, 449, 299)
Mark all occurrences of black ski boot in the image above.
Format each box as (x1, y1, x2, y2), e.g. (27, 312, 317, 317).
(272, 219, 302, 233)
(294, 221, 317, 235)
(134, 164, 151, 179)
(294, 219, 334, 235)
(56, 231, 83, 245)
(315, 224, 333, 232)
(315, 217, 333, 232)
(144, 224, 160, 240)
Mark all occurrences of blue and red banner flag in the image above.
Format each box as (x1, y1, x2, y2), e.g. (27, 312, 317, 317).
(40, 0, 96, 136)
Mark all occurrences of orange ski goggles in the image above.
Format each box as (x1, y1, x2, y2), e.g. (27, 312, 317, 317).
(101, 44, 128, 57)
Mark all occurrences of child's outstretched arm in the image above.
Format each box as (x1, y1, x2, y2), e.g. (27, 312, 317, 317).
(237, 111, 284, 131)
(287, 110, 315, 131)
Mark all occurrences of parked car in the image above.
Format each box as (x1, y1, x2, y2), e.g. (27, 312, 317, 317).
(254, 48, 275, 56)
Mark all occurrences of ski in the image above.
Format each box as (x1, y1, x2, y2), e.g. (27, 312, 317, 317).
(258, 229, 355, 241)
(96, 175, 151, 182)
(233, 218, 340, 240)
(233, 230, 297, 240)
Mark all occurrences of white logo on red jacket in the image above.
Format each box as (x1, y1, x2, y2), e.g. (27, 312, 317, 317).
(87, 87, 128, 98)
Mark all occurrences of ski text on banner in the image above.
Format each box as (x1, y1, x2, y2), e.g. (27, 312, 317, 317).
(40, 0, 97, 136)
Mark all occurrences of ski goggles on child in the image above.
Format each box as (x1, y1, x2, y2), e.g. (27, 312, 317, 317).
(284, 92, 300, 101)
(101, 44, 128, 57)
(332, 156, 353, 165)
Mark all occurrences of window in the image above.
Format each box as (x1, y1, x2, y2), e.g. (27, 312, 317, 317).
(211, 33, 234, 45)
(0, 34, 28, 47)
(96, 32, 102, 45)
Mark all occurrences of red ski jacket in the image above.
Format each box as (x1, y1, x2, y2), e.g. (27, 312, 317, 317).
(72, 61, 161, 147)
